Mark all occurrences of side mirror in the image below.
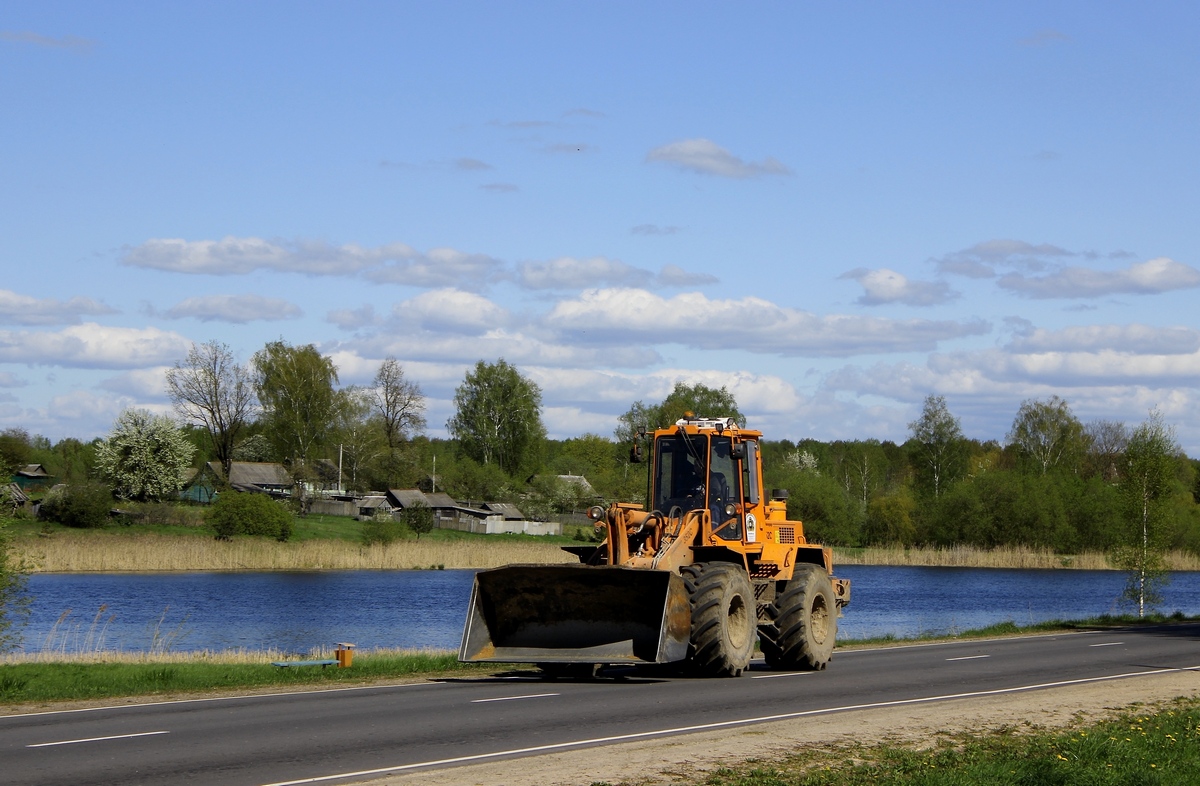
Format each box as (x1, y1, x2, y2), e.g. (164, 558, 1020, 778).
(629, 441, 643, 464)
(732, 443, 747, 460)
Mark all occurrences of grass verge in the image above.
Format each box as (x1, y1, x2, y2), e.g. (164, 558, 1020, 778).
(673, 696, 1200, 786)
(4, 614, 1195, 708)
(0, 649, 494, 706)
(835, 611, 1198, 649)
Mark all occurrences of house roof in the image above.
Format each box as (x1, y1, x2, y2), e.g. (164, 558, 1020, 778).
(358, 495, 391, 510)
(17, 464, 51, 479)
(227, 462, 292, 488)
(387, 489, 430, 509)
(481, 502, 525, 520)
(423, 491, 459, 509)
(3, 483, 28, 504)
(556, 474, 597, 495)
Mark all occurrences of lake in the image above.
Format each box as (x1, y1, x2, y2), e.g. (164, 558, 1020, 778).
(15, 565, 1200, 654)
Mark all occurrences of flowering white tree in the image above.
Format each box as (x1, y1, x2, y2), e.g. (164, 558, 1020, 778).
(96, 409, 196, 502)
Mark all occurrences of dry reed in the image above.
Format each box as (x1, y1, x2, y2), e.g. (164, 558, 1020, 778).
(833, 544, 1200, 571)
(15, 532, 576, 573)
(0, 645, 452, 665)
(15, 533, 1200, 573)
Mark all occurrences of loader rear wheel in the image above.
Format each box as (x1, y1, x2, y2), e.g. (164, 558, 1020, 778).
(681, 562, 754, 677)
(760, 564, 836, 671)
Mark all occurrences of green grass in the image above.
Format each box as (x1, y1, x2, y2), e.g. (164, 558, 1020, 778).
(835, 612, 1196, 649)
(687, 697, 1200, 786)
(0, 651, 497, 705)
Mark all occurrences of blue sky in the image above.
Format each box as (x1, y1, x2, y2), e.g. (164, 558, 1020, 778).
(3, 2, 1200, 454)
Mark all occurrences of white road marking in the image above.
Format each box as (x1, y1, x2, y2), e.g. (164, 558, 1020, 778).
(471, 693, 559, 703)
(258, 663, 1200, 786)
(27, 731, 169, 748)
(1089, 642, 1124, 647)
(946, 655, 990, 661)
(750, 672, 813, 679)
(0, 681, 433, 720)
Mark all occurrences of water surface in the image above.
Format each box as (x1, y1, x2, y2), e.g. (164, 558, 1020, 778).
(17, 566, 1200, 654)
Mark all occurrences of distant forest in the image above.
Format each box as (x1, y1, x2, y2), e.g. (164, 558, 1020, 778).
(6, 413, 1199, 557)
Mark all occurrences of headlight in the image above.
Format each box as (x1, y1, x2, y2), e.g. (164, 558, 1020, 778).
(587, 505, 606, 521)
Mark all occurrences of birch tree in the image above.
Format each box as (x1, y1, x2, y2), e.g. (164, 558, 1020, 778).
(1007, 395, 1085, 475)
(447, 359, 545, 475)
(1113, 409, 1178, 616)
(252, 340, 339, 465)
(908, 395, 966, 498)
(165, 340, 256, 474)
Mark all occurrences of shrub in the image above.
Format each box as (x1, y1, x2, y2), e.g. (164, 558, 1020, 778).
(362, 515, 404, 546)
(39, 482, 113, 529)
(399, 502, 435, 541)
(207, 492, 293, 541)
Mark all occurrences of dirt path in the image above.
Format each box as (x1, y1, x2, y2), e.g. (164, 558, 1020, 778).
(368, 670, 1200, 786)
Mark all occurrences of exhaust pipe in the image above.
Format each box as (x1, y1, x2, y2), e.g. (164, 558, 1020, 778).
(459, 564, 691, 665)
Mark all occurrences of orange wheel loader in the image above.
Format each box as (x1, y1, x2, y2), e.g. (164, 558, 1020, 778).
(459, 416, 851, 677)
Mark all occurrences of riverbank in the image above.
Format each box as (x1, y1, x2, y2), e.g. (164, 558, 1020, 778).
(11, 529, 1200, 572)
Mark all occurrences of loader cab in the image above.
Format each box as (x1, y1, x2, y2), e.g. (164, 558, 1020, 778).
(650, 417, 761, 544)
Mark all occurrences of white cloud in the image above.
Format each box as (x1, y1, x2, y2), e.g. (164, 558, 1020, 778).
(656, 265, 718, 287)
(342, 328, 660, 370)
(455, 157, 493, 171)
(545, 288, 989, 357)
(840, 268, 957, 307)
(0, 372, 26, 388)
(123, 237, 504, 289)
(515, 258, 716, 290)
(364, 247, 504, 289)
(99, 367, 171, 398)
(0, 30, 94, 53)
(123, 236, 380, 275)
(162, 294, 302, 323)
(327, 304, 381, 331)
(0, 288, 117, 325)
(998, 257, 1200, 299)
(646, 138, 792, 179)
(517, 257, 653, 290)
(631, 224, 682, 236)
(0, 324, 192, 369)
(1007, 324, 1200, 355)
(392, 289, 512, 334)
(935, 239, 1074, 278)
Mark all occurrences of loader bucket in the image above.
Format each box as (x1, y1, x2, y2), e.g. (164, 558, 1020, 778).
(458, 564, 691, 665)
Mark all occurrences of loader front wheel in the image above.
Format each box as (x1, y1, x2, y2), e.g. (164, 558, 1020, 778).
(760, 564, 836, 671)
(681, 562, 754, 677)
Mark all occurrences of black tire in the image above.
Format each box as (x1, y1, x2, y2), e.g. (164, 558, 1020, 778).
(680, 562, 755, 677)
(760, 564, 836, 671)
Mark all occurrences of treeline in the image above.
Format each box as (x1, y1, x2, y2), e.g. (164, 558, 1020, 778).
(763, 397, 1200, 557)
(2, 338, 1198, 558)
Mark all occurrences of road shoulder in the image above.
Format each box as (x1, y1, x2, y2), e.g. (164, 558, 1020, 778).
(369, 670, 1200, 786)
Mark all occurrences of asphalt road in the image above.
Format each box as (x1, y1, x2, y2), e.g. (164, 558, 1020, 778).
(3, 624, 1198, 786)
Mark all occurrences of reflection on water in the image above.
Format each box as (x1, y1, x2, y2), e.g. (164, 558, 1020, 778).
(18, 566, 1200, 654)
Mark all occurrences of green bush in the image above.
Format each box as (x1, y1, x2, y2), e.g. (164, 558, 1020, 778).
(207, 492, 293, 541)
(399, 502, 435, 541)
(38, 482, 113, 529)
(361, 515, 404, 546)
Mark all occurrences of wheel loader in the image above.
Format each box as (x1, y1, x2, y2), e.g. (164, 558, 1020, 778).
(458, 415, 851, 677)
